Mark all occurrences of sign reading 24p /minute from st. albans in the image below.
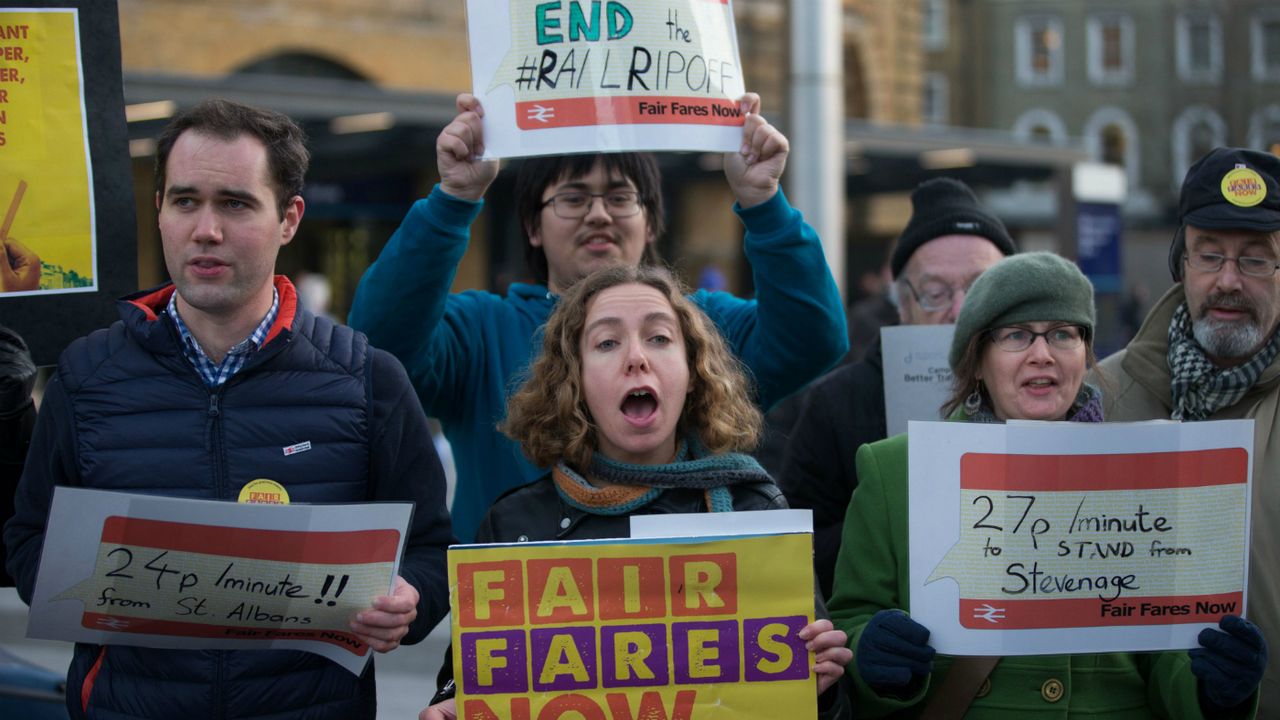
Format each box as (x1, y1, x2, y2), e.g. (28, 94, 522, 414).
(466, 0, 748, 158)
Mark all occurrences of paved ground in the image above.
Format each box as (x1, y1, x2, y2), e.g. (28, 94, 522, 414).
(0, 587, 451, 719)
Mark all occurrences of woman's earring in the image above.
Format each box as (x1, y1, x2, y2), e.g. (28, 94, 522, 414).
(964, 383, 983, 416)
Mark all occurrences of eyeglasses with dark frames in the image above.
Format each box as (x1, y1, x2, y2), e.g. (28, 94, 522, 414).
(987, 324, 1085, 352)
(1184, 252, 1280, 278)
(540, 190, 642, 220)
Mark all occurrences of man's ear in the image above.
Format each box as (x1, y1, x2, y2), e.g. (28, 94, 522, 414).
(528, 222, 543, 248)
(154, 191, 162, 212)
(280, 196, 305, 246)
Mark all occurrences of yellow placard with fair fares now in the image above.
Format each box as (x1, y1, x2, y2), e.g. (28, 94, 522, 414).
(448, 533, 817, 719)
(0, 9, 96, 295)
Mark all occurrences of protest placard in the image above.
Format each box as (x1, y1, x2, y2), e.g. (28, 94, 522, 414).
(881, 324, 956, 436)
(449, 532, 816, 719)
(908, 420, 1253, 656)
(1, 1, 136, 365)
(466, 0, 748, 157)
(26, 487, 412, 675)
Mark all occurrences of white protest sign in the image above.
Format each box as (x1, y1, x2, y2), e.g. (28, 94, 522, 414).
(908, 420, 1252, 656)
(27, 487, 413, 675)
(881, 324, 955, 436)
(466, 0, 747, 157)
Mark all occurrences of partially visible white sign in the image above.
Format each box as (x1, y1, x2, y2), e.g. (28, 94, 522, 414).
(882, 325, 955, 435)
(908, 420, 1253, 656)
(26, 488, 412, 675)
(465, 0, 748, 158)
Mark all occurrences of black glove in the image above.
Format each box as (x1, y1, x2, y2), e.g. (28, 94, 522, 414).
(0, 326, 35, 418)
(857, 609, 936, 694)
(1191, 614, 1268, 713)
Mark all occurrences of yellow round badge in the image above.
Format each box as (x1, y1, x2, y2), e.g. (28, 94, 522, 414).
(238, 478, 290, 505)
(1221, 167, 1267, 208)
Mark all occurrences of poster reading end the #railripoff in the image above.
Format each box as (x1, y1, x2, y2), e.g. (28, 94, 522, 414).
(466, 0, 748, 158)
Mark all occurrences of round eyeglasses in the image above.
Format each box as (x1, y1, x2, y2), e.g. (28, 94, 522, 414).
(988, 324, 1085, 352)
(1184, 252, 1280, 278)
(540, 190, 641, 220)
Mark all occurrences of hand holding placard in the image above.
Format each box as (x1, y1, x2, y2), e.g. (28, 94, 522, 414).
(436, 94, 499, 202)
(0, 179, 39, 292)
(723, 93, 788, 209)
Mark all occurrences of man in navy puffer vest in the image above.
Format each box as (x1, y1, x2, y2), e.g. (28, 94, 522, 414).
(3, 99, 454, 719)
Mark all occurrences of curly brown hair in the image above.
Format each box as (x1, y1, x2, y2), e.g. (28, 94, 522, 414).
(501, 265, 762, 472)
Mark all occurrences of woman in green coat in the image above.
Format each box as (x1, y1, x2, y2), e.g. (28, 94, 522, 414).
(827, 253, 1267, 718)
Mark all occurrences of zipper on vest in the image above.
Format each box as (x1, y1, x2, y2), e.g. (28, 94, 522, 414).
(208, 389, 227, 499)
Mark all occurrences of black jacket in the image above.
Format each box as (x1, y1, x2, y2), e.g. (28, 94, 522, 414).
(778, 340, 886, 599)
(4, 279, 454, 720)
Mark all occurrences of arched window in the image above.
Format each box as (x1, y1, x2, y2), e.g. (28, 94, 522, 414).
(234, 52, 368, 81)
(1012, 108, 1068, 146)
(1083, 107, 1140, 187)
(1172, 106, 1227, 191)
(1249, 104, 1280, 154)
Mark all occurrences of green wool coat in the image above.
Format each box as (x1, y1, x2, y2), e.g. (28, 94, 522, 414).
(827, 433, 1256, 719)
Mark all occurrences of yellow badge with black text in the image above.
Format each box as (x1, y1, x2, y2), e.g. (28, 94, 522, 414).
(238, 479, 289, 505)
(1221, 166, 1267, 208)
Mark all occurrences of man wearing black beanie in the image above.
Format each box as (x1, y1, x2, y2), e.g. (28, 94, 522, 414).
(780, 177, 1015, 597)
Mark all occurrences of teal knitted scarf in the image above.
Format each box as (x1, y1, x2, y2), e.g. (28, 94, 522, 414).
(553, 439, 772, 516)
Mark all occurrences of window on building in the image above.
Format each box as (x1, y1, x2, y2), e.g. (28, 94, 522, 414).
(1177, 14, 1222, 83)
(1172, 106, 1227, 192)
(922, 73, 949, 125)
(1013, 108, 1068, 146)
(1254, 12, 1280, 81)
(1249, 105, 1280, 153)
(1101, 125, 1127, 166)
(922, 0, 948, 51)
(1087, 13, 1134, 85)
(1085, 107, 1140, 187)
(1016, 16, 1064, 86)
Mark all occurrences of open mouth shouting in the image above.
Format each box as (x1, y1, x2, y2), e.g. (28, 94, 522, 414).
(620, 386, 659, 428)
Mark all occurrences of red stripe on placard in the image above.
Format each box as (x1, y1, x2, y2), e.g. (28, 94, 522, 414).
(80, 612, 369, 655)
(515, 96, 745, 130)
(959, 592, 1243, 629)
(959, 449, 1247, 491)
(99, 517, 400, 564)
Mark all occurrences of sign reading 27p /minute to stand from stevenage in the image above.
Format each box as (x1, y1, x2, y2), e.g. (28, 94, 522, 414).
(466, 0, 748, 158)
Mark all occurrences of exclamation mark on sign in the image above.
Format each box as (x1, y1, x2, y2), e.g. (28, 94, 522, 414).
(315, 574, 350, 606)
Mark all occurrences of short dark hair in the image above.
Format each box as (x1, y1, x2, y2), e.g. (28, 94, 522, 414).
(514, 153, 666, 285)
(154, 98, 309, 219)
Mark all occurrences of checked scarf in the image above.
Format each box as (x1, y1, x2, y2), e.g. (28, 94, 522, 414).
(1167, 302, 1280, 421)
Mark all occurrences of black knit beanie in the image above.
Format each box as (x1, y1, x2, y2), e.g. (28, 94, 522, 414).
(891, 178, 1016, 279)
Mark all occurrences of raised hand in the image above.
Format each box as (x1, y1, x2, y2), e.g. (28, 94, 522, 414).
(436, 93, 500, 202)
(723, 92, 788, 209)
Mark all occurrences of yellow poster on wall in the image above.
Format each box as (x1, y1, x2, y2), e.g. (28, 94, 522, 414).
(449, 532, 818, 719)
(0, 9, 95, 296)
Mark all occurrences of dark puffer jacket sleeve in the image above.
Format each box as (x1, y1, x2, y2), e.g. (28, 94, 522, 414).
(4, 374, 79, 602)
(366, 348, 455, 644)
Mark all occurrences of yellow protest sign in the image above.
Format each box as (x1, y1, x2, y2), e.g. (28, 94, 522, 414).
(449, 533, 816, 719)
(0, 9, 95, 295)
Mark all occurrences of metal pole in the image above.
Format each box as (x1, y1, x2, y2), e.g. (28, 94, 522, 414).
(788, 0, 846, 299)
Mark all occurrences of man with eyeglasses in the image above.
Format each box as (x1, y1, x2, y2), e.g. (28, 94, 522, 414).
(1098, 146, 1280, 714)
(779, 177, 1015, 598)
(348, 93, 847, 543)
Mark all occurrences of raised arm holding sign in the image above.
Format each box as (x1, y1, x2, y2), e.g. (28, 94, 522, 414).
(349, 92, 847, 544)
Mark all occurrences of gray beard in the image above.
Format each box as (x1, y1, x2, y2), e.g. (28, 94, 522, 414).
(1192, 315, 1263, 360)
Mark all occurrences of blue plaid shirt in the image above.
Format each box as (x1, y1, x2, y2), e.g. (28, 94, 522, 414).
(167, 288, 280, 388)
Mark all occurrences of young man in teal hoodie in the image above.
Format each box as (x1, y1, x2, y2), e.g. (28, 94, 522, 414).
(348, 93, 847, 542)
